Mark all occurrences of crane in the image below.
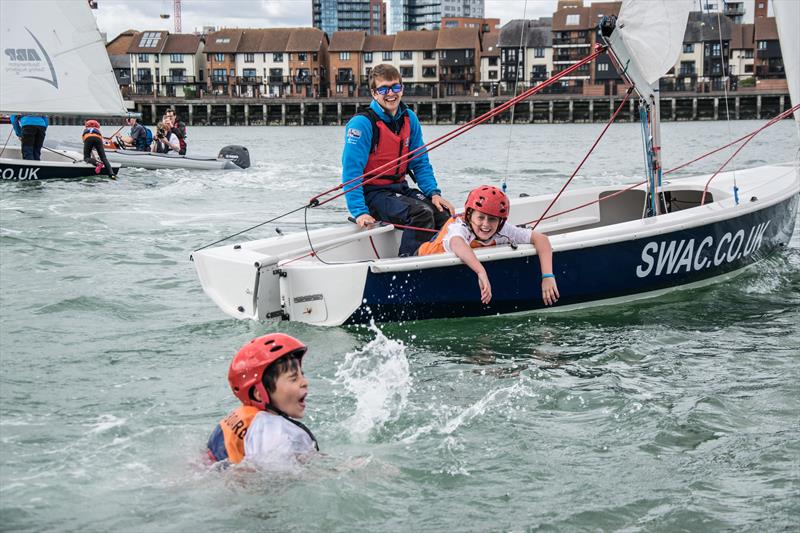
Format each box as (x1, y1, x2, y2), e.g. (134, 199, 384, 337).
(160, 0, 182, 33)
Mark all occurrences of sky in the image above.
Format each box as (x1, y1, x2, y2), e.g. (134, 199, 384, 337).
(95, 0, 561, 41)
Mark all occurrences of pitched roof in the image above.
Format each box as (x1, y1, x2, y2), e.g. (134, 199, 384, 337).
(552, 5, 591, 31)
(436, 27, 480, 50)
(204, 29, 243, 53)
(730, 23, 754, 49)
(498, 19, 553, 48)
(106, 30, 137, 56)
(364, 34, 395, 52)
(394, 30, 438, 51)
(329, 31, 366, 52)
(237, 29, 266, 53)
(481, 32, 500, 57)
(286, 27, 327, 52)
(754, 16, 779, 41)
(684, 12, 732, 42)
(127, 30, 168, 54)
(261, 28, 293, 52)
(162, 33, 201, 54)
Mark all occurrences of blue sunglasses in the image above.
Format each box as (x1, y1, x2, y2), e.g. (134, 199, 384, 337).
(374, 83, 403, 95)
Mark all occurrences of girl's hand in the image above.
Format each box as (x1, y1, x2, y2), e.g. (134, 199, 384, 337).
(477, 271, 492, 304)
(541, 277, 559, 306)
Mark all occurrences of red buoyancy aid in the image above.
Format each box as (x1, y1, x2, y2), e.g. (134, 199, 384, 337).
(360, 108, 411, 187)
(206, 405, 260, 464)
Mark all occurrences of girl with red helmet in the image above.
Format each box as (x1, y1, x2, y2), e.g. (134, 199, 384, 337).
(418, 185, 559, 306)
(207, 333, 318, 466)
(82, 119, 116, 178)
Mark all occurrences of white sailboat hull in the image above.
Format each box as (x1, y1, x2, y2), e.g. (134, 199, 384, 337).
(192, 163, 799, 326)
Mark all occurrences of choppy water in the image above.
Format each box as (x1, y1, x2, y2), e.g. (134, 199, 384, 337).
(1, 120, 798, 532)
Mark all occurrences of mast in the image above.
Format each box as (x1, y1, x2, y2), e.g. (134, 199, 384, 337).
(598, 0, 693, 217)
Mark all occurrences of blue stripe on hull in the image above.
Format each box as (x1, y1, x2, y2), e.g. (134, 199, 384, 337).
(346, 195, 798, 324)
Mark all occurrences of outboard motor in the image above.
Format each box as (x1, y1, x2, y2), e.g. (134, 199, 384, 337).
(218, 145, 251, 169)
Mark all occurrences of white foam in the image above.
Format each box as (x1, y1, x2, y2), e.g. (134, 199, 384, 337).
(334, 321, 411, 439)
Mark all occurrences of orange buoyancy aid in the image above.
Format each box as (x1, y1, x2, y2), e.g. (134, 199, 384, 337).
(361, 109, 411, 187)
(207, 405, 260, 464)
(82, 128, 103, 142)
(417, 217, 496, 256)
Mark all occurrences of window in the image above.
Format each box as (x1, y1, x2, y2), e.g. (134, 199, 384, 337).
(423, 50, 435, 60)
(298, 52, 307, 61)
(364, 52, 373, 63)
(212, 68, 226, 81)
(139, 31, 161, 48)
(566, 14, 580, 25)
(439, 50, 447, 59)
(336, 84, 343, 93)
(400, 66, 413, 78)
(244, 53, 254, 63)
(744, 49, 753, 58)
(138, 53, 149, 62)
(382, 51, 392, 60)
(169, 54, 183, 63)
(400, 51, 413, 60)
(215, 37, 231, 44)
(340, 52, 350, 60)
(679, 61, 695, 75)
(422, 66, 436, 77)
(683, 43, 694, 53)
(273, 53, 283, 62)
(136, 68, 151, 80)
(488, 70, 497, 79)
(488, 57, 498, 66)
(744, 64, 753, 73)
(214, 53, 224, 62)
(230, 68, 235, 76)
(243, 68, 257, 78)
(597, 63, 608, 71)
(711, 43, 721, 56)
(313, 53, 318, 61)
(757, 40, 767, 50)
(534, 47, 544, 58)
(465, 49, 473, 58)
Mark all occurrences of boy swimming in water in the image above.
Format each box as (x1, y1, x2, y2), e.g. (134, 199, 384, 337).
(207, 333, 318, 466)
(417, 185, 559, 305)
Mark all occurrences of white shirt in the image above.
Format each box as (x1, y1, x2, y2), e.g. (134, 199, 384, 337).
(167, 132, 180, 152)
(441, 217, 533, 253)
(244, 411, 316, 467)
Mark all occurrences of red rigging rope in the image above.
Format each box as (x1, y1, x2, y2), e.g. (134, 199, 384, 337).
(308, 47, 608, 207)
(700, 102, 800, 205)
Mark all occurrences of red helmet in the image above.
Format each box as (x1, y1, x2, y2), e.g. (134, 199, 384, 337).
(228, 333, 307, 410)
(465, 185, 509, 219)
(85, 119, 100, 129)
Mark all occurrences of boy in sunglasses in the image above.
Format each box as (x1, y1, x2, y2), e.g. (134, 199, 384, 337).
(341, 64, 455, 256)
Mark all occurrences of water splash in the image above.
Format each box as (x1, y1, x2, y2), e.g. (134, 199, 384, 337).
(334, 321, 411, 440)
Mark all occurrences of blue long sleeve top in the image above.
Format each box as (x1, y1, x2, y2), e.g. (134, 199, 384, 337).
(11, 115, 49, 136)
(341, 100, 440, 218)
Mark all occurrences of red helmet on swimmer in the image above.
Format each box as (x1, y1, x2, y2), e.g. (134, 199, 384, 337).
(465, 185, 509, 229)
(84, 119, 100, 129)
(228, 333, 307, 410)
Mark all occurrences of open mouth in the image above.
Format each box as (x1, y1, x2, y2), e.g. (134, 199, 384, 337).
(298, 393, 307, 407)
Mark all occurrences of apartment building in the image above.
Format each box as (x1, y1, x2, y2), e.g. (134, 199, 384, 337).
(728, 23, 755, 78)
(233, 29, 292, 98)
(128, 31, 205, 97)
(394, 30, 440, 96)
(441, 17, 500, 33)
(205, 29, 242, 96)
(363, 34, 396, 84)
(286, 28, 330, 98)
(436, 27, 481, 96)
(498, 19, 552, 88)
(313, 0, 384, 36)
(329, 31, 366, 97)
(479, 32, 499, 88)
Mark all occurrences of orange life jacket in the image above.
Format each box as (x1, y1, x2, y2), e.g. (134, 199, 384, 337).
(82, 128, 103, 142)
(361, 108, 411, 187)
(207, 405, 260, 464)
(417, 217, 496, 256)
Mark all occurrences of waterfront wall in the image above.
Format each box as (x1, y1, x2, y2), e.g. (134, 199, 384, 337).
(48, 92, 792, 126)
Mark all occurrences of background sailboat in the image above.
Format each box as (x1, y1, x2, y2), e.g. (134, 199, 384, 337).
(0, 0, 127, 180)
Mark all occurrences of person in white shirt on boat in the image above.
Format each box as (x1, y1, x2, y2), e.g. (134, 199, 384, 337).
(161, 117, 182, 153)
(417, 185, 559, 306)
(206, 334, 318, 468)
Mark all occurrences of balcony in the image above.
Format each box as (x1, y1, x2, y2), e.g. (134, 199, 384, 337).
(162, 75, 196, 84)
(132, 84, 154, 95)
(236, 76, 263, 85)
(210, 75, 229, 84)
(530, 70, 548, 81)
(268, 75, 288, 84)
(335, 73, 354, 84)
(294, 76, 313, 85)
(440, 73, 474, 82)
(553, 52, 584, 62)
(678, 69, 696, 77)
(756, 65, 785, 79)
(135, 75, 154, 83)
(552, 37, 591, 46)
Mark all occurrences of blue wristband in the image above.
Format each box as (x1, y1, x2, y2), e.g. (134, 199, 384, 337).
(541, 273, 555, 280)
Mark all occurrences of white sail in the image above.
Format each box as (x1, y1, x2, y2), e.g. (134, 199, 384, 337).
(0, 0, 128, 117)
(615, 0, 694, 85)
(772, 0, 800, 123)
